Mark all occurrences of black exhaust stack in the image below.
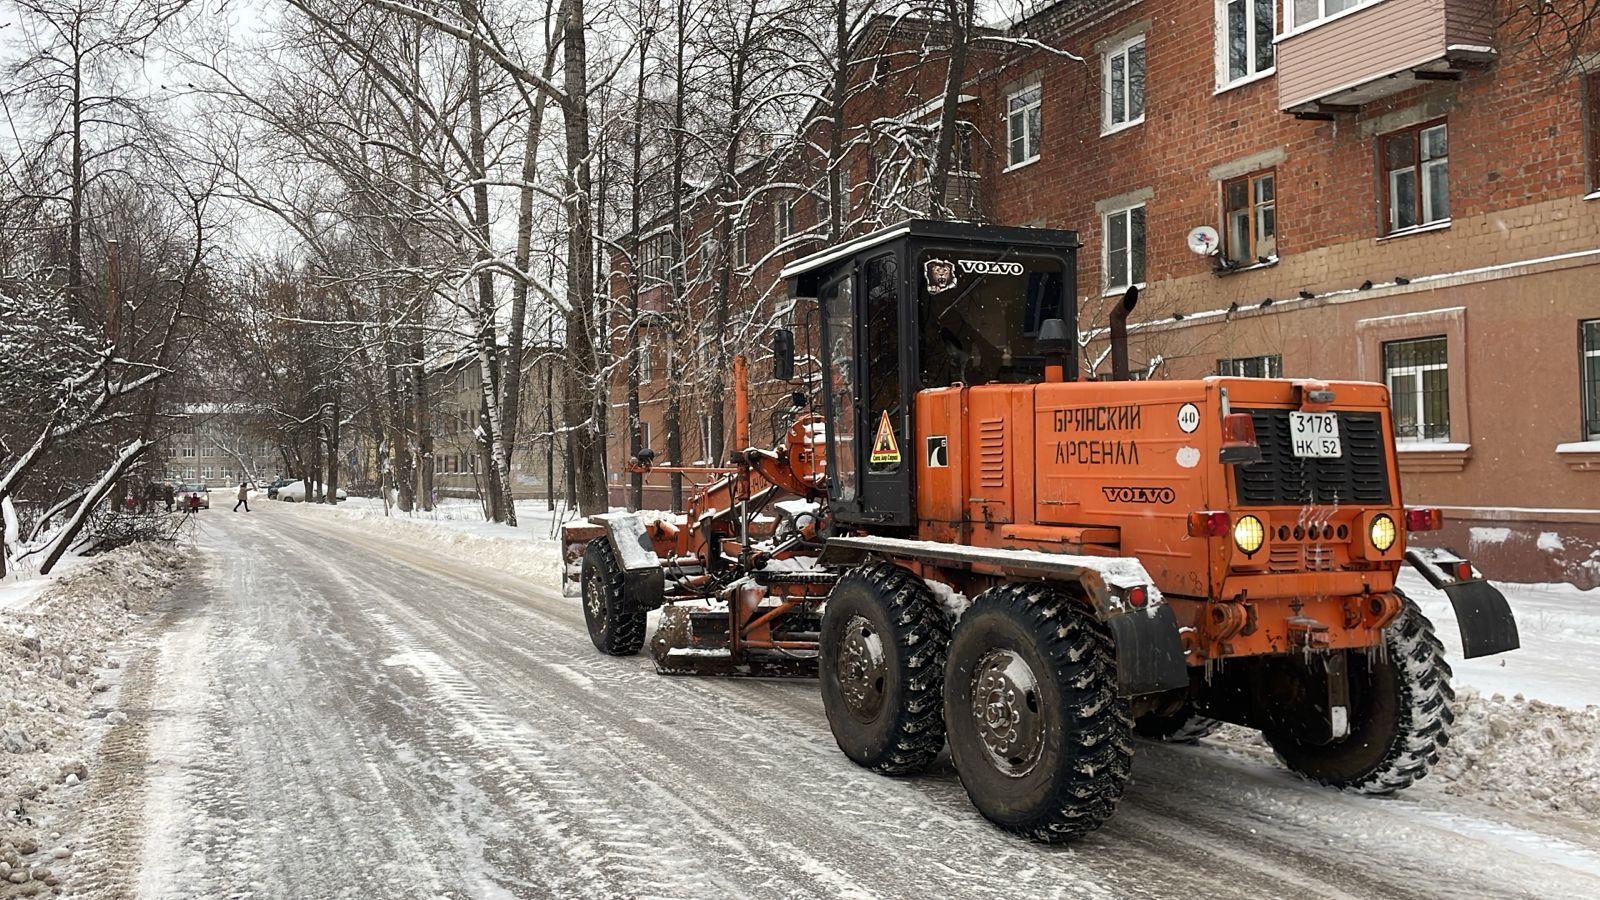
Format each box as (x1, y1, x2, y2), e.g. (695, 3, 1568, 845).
(1110, 286, 1139, 381)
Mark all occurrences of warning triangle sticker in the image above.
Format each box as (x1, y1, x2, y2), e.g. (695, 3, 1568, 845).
(869, 410, 901, 464)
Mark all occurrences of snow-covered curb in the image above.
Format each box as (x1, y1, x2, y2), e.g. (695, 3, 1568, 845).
(1, 542, 186, 886)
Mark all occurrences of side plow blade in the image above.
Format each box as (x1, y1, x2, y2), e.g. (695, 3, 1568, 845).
(1405, 547, 1521, 658)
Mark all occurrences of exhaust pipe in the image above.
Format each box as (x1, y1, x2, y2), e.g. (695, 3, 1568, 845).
(1110, 286, 1139, 381)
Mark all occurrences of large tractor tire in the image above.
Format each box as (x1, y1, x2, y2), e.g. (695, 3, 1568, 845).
(580, 538, 648, 657)
(944, 583, 1133, 843)
(1265, 593, 1455, 793)
(819, 562, 949, 775)
(1134, 705, 1222, 744)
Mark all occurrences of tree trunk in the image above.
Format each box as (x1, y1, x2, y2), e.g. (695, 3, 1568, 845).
(560, 0, 607, 514)
(927, 0, 973, 215)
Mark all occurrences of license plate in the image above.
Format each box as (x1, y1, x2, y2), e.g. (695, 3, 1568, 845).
(1289, 412, 1341, 458)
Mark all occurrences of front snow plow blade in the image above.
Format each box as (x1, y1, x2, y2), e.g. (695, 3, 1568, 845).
(650, 604, 821, 678)
(1405, 547, 1520, 658)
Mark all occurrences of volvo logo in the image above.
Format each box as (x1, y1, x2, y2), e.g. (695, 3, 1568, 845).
(957, 259, 1024, 275)
(1102, 486, 1175, 504)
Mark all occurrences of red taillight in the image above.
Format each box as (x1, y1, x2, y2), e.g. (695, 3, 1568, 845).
(1405, 507, 1443, 532)
(1188, 511, 1231, 537)
(1452, 561, 1473, 581)
(1219, 412, 1262, 464)
(1126, 585, 1148, 608)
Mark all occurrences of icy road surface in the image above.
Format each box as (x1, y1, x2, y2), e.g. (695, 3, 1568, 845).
(64, 507, 1600, 899)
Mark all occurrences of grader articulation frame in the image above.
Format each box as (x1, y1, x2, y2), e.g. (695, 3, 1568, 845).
(564, 220, 1519, 843)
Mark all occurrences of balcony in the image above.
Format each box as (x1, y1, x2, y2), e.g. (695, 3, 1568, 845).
(1276, 0, 1496, 117)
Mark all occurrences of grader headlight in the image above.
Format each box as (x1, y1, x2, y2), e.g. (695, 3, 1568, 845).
(1370, 514, 1397, 552)
(1233, 515, 1265, 556)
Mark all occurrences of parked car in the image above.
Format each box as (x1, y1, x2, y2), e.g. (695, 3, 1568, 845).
(264, 476, 292, 499)
(178, 483, 210, 510)
(276, 480, 347, 503)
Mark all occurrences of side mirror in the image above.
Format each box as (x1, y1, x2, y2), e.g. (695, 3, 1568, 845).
(773, 328, 795, 382)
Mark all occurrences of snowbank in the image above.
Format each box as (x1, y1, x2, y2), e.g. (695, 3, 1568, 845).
(0, 542, 186, 878)
(278, 498, 569, 584)
(1434, 688, 1600, 816)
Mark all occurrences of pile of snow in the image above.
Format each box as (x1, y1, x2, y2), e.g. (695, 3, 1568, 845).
(1433, 688, 1600, 815)
(1206, 688, 1600, 820)
(280, 498, 568, 583)
(0, 542, 185, 871)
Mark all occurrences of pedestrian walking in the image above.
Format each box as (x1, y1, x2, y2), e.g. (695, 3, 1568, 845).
(234, 481, 251, 513)
(161, 482, 175, 512)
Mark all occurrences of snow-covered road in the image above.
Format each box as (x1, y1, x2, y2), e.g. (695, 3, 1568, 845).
(64, 506, 1600, 899)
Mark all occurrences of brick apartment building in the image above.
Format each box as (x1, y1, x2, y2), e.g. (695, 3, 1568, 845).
(612, 0, 1600, 585)
(163, 403, 279, 488)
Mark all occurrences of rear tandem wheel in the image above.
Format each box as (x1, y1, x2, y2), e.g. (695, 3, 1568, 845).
(944, 582, 1134, 843)
(818, 562, 949, 775)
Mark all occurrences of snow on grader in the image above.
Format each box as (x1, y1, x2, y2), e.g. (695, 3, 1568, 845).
(561, 220, 1519, 843)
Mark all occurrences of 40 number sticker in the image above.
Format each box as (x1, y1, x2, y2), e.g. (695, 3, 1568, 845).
(1177, 402, 1200, 434)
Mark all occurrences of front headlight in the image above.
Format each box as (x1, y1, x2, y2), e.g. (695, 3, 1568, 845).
(1370, 514, 1397, 552)
(1233, 515, 1265, 555)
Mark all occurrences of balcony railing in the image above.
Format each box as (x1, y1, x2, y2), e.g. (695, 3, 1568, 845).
(1276, 0, 1496, 117)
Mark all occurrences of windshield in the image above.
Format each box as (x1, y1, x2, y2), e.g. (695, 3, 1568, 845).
(917, 250, 1065, 388)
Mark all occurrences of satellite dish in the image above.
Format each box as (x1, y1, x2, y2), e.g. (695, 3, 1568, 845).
(1186, 225, 1220, 256)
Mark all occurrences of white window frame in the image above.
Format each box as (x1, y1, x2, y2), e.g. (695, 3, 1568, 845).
(697, 414, 716, 465)
(774, 198, 793, 243)
(181, 446, 196, 458)
(1286, 0, 1377, 35)
(640, 421, 652, 455)
(638, 336, 652, 383)
(1383, 336, 1451, 444)
(735, 227, 748, 269)
(1005, 83, 1042, 170)
(1215, 0, 1276, 90)
(1102, 35, 1146, 136)
(1102, 202, 1146, 295)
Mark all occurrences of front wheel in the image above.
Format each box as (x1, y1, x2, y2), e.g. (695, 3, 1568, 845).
(1265, 593, 1455, 793)
(580, 538, 647, 656)
(944, 583, 1133, 843)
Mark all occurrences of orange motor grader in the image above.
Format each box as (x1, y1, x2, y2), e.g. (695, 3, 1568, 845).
(565, 219, 1519, 843)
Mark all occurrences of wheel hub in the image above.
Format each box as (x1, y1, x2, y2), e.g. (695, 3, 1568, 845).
(971, 648, 1045, 777)
(836, 615, 887, 721)
(584, 574, 607, 630)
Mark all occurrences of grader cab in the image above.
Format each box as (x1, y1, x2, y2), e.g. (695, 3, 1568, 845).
(565, 219, 1518, 843)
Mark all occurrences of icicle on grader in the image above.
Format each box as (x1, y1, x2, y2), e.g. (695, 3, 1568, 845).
(562, 220, 1519, 842)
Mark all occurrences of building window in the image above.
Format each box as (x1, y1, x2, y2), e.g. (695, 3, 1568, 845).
(639, 421, 653, 454)
(1384, 336, 1450, 442)
(181, 446, 196, 458)
(1006, 84, 1042, 168)
(1103, 36, 1145, 134)
(1583, 320, 1600, 440)
(1222, 170, 1276, 264)
(735, 227, 748, 269)
(1218, 354, 1283, 378)
(1587, 75, 1600, 192)
(1381, 121, 1449, 234)
(638, 337, 652, 383)
(774, 198, 793, 242)
(1290, 0, 1370, 29)
(1103, 203, 1146, 293)
(1220, 0, 1275, 84)
(201, 466, 214, 481)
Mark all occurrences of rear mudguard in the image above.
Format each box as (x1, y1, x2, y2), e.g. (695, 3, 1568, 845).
(1106, 605, 1191, 697)
(1405, 547, 1520, 658)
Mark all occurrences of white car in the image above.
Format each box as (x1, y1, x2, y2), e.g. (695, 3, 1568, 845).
(275, 480, 348, 503)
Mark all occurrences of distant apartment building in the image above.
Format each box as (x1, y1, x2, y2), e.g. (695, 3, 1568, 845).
(426, 343, 568, 502)
(162, 403, 279, 487)
(612, 1, 1600, 585)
